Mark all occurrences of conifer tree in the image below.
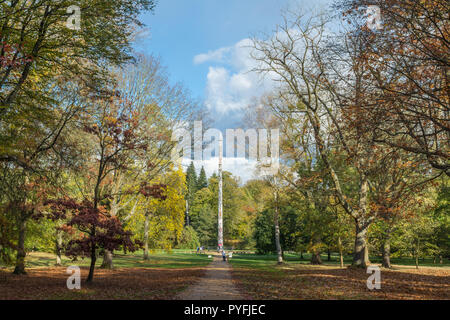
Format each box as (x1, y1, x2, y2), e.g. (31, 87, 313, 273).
(197, 166, 208, 190)
(186, 162, 197, 206)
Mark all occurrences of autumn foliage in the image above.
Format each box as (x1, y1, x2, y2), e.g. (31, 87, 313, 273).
(45, 199, 140, 260)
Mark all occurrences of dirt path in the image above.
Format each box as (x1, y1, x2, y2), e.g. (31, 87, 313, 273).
(176, 254, 246, 300)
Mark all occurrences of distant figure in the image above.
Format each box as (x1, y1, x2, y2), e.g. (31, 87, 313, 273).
(222, 250, 226, 261)
(197, 246, 200, 254)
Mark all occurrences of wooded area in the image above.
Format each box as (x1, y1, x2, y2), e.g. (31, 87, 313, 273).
(0, 0, 448, 300)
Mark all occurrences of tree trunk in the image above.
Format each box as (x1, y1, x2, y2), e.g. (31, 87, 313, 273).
(274, 191, 283, 264)
(100, 249, 114, 269)
(311, 251, 322, 264)
(87, 225, 97, 283)
(381, 229, 392, 268)
(274, 217, 283, 264)
(327, 248, 331, 261)
(310, 234, 322, 265)
(143, 212, 149, 260)
(87, 243, 96, 283)
(338, 236, 344, 268)
(300, 251, 303, 260)
(55, 229, 63, 266)
(101, 191, 120, 269)
(415, 238, 420, 269)
(352, 219, 370, 268)
(13, 218, 27, 275)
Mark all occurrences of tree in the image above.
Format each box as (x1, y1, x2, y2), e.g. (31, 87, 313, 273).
(46, 198, 139, 279)
(186, 162, 198, 203)
(335, 0, 449, 175)
(0, 0, 155, 121)
(98, 54, 199, 268)
(0, 0, 156, 274)
(189, 171, 247, 248)
(190, 188, 216, 246)
(197, 166, 208, 190)
(0, 148, 70, 274)
(52, 84, 151, 281)
(432, 178, 450, 261)
(124, 166, 186, 256)
(177, 225, 200, 250)
(369, 149, 432, 268)
(254, 208, 275, 254)
(138, 182, 167, 260)
(0, 202, 16, 265)
(262, 176, 284, 264)
(191, 204, 216, 247)
(208, 172, 246, 247)
(240, 179, 271, 249)
(398, 212, 438, 269)
(251, 11, 421, 267)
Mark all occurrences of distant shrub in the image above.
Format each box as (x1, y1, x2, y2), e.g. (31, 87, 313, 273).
(177, 226, 200, 249)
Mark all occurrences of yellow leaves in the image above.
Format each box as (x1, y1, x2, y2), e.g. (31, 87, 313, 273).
(104, 116, 118, 125)
(123, 165, 186, 249)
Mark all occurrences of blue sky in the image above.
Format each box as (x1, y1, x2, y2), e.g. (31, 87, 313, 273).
(136, 0, 332, 107)
(137, 0, 292, 99)
(134, 0, 334, 181)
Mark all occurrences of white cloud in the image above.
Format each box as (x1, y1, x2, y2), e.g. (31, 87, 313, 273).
(193, 47, 232, 65)
(194, 38, 274, 114)
(191, 38, 284, 180)
(182, 157, 260, 185)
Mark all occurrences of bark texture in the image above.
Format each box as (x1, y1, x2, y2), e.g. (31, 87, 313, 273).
(352, 219, 370, 268)
(55, 229, 63, 266)
(381, 229, 392, 268)
(100, 250, 114, 269)
(13, 218, 27, 275)
(143, 211, 150, 260)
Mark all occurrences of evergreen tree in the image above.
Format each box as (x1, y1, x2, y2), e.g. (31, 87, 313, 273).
(186, 161, 198, 208)
(197, 166, 208, 190)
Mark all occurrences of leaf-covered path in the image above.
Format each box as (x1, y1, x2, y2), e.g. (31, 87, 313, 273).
(176, 254, 246, 300)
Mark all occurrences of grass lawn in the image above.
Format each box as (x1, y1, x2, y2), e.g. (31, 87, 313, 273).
(2, 251, 449, 300)
(20, 249, 212, 269)
(230, 252, 450, 269)
(230, 253, 450, 300)
(0, 250, 212, 300)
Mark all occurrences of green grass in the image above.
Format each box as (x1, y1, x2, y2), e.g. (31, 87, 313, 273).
(230, 252, 450, 271)
(230, 253, 450, 300)
(3, 250, 448, 270)
(7, 250, 213, 269)
(230, 253, 304, 272)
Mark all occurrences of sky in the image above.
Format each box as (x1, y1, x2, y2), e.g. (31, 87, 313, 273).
(135, 0, 334, 182)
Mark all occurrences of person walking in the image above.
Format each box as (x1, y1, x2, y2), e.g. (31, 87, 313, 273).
(222, 249, 226, 261)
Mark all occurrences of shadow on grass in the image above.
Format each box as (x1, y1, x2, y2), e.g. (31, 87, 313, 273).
(229, 253, 450, 300)
(230, 253, 450, 269)
(0, 266, 205, 300)
(18, 251, 212, 270)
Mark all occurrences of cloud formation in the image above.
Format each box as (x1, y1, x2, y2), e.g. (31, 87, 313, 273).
(194, 38, 273, 114)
